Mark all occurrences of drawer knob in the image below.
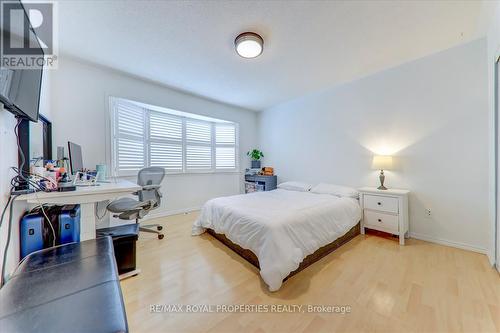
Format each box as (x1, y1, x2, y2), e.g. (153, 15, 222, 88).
(377, 202, 382, 206)
(378, 219, 382, 222)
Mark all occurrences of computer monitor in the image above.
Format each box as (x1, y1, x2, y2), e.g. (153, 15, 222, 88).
(68, 141, 83, 175)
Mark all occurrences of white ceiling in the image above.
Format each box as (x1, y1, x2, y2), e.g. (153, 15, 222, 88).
(57, 0, 486, 111)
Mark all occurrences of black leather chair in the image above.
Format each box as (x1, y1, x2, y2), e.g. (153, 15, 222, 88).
(0, 237, 128, 333)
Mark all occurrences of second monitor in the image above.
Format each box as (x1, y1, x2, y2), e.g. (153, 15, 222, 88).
(68, 141, 84, 175)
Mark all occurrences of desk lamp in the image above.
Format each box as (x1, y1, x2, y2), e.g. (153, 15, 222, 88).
(372, 155, 393, 190)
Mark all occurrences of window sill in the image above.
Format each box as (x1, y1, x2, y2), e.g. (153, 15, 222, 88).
(117, 170, 243, 177)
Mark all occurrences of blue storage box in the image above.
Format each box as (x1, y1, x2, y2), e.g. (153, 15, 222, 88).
(20, 212, 44, 259)
(57, 205, 80, 244)
(20, 205, 81, 259)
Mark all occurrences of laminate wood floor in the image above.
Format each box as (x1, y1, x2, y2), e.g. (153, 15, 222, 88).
(120, 211, 500, 333)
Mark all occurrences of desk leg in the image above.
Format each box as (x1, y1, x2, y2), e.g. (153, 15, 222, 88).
(80, 203, 97, 241)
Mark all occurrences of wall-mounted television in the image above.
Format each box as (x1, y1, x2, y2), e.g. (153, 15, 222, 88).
(0, 0, 44, 122)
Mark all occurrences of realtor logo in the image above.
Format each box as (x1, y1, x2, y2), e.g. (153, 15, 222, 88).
(1, 0, 58, 69)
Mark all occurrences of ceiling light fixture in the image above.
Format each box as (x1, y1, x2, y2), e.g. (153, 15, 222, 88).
(234, 32, 263, 59)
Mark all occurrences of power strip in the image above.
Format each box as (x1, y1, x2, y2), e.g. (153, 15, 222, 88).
(11, 189, 35, 195)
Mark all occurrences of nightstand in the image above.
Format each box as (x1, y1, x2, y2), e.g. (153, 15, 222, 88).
(359, 187, 410, 245)
(244, 175, 277, 193)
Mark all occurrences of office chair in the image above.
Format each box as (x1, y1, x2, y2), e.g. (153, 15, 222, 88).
(107, 167, 166, 239)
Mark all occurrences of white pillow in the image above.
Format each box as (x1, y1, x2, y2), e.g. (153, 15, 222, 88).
(277, 181, 312, 192)
(310, 183, 359, 198)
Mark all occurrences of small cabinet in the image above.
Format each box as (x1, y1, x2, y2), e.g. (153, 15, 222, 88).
(359, 187, 410, 245)
(244, 175, 277, 193)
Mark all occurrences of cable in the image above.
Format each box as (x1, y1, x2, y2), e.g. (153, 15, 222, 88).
(12, 118, 26, 189)
(0, 120, 56, 287)
(14, 118, 24, 173)
(9, 166, 57, 192)
(42, 206, 55, 247)
(1, 195, 19, 288)
(11, 118, 56, 192)
(0, 195, 12, 229)
(0, 120, 23, 287)
(27, 203, 56, 248)
(11, 118, 29, 191)
(95, 201, 108, 220)
(33, 191, 56, 247)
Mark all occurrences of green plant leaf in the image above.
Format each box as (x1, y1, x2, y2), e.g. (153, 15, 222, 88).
(247, 149, 264, 161)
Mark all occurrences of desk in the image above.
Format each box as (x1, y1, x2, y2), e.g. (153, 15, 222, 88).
(17, 179, 140, 241)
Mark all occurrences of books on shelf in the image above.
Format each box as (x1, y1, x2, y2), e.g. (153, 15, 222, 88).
(245, 167, 275, 176)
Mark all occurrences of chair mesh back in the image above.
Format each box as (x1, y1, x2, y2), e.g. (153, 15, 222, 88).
(137, 167, 165, 186)
(137, 167, 165, 208)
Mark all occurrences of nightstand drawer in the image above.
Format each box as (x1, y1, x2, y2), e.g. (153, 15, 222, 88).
(364, 210, 399, 232)
(363, 194, 399, 213)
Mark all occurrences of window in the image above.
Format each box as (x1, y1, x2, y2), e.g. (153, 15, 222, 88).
(215, 123, 237, 169)
(110, 97, 238, 175)
(186, 119, 212, 170)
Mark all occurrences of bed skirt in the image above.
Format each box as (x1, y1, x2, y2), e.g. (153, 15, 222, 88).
(206, 222, 360, 281)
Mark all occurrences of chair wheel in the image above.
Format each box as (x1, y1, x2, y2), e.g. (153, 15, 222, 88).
(158, 234, 164, 240)
(157, 226, 163, 231)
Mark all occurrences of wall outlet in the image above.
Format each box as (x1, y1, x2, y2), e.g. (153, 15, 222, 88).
(426, 208, 431, 217)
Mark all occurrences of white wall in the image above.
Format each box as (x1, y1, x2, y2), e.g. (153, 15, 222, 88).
(259, 39, 490, 253)
(50, 56, 258, 223)
(0, 71, 51, 282)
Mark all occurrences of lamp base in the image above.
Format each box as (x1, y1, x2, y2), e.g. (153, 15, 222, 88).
(378, 170, 388, 190)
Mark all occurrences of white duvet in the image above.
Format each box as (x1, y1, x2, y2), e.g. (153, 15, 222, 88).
(192, 189, 361, 291)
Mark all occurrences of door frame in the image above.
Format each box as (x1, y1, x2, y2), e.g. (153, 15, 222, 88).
(495, 53, 500, 271)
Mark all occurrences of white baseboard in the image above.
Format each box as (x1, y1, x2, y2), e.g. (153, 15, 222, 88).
(486, 248, 496, 266)
(409, 232, 487, 254)
(142, 206, 201, 221)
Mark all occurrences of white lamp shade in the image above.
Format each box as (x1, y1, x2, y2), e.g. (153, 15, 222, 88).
(372, 155, 393, 170)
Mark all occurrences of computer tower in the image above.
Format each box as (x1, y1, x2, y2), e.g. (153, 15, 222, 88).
(20, 212, 44, 259)
(20, 205, 81, 260)
(58, 205, 80, 244)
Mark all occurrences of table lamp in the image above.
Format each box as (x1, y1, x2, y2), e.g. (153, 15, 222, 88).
(372, 155, 393, 190)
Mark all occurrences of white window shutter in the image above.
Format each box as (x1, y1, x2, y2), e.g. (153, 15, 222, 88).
(216, 147, 236, 169)
(150, 142, 183, 171)
(148, 111, 183, 171)
(117, 102, 144, 137)
(186, 120, 211, 143)
(215, 123, 236, 169)
(186, 145, 212, 170)
(149, 111, 182, 140)
(115, 102, 146, 172)
(215, 124, 236, 144)
(111, 97, 239, 174)
(186, 119, 212, 170)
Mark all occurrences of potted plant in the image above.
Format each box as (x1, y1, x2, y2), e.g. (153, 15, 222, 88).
(247, 149, 264, 169)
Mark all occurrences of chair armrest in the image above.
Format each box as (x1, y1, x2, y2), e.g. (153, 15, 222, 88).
(142, 185, 160, 191)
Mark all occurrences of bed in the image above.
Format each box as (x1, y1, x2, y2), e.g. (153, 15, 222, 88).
(192, 187, 361, 291)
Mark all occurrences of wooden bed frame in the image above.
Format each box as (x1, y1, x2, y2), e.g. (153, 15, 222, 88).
(206, 222, 360, 280)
